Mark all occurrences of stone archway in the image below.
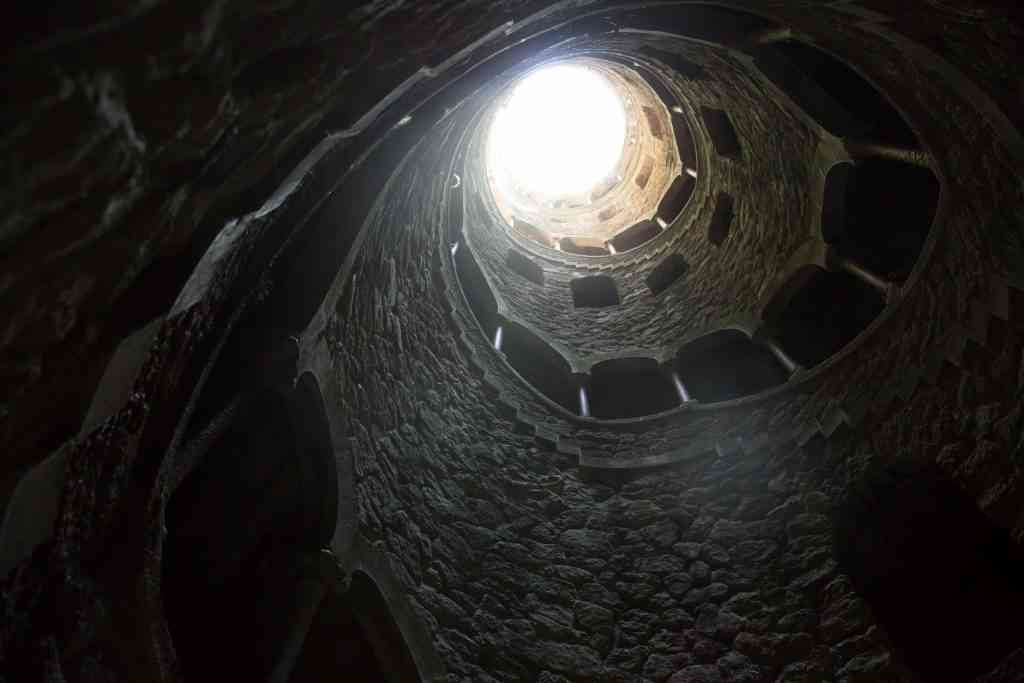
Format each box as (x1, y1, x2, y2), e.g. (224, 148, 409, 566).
(160, 372, 342, 682)
(288, 569, 424, 683)
(834, 459, 1024, 681)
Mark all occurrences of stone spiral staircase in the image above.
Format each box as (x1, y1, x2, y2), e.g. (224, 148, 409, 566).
(441, 231, 1024, 536)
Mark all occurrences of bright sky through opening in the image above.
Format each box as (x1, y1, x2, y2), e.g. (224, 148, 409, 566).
(489, 65, 627, 199)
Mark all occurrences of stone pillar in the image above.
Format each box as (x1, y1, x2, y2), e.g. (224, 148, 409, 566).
(670, 370, 693, 404)
(574, 374, 592, 418)
(663, 361, 693, 404)
(826, 248, 894, 298)
(268, 549, 349, 683)
(754, 330, 803, 376)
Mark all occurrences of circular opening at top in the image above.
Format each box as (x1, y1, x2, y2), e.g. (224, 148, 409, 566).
(488, 64, 627, 200)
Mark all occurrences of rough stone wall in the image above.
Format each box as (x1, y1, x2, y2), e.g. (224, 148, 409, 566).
(467, 43, 819, 367)
(315, 5, 1024, 681)
(1, 2, 1022, 682)
(322, 93, 909, 683)
(0, 0, 563, 503)
(484, 1, 1024, 485)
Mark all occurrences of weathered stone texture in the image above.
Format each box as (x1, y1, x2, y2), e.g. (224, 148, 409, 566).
(0, 0, 564, 500)
(322, 102, 909, 683)
(466, 44, 819, 367)
(2, 1, 1024, 682)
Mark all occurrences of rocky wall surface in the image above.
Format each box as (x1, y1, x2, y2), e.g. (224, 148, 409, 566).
(466, 43, 819, 366)
(314, 5, 1024, 680)
(322, 91, 911, 683)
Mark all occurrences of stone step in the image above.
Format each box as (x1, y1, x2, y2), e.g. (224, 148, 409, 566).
(463, 271, 1024, 472)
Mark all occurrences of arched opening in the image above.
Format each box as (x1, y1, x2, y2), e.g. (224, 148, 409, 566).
(646, 253, 690, 296)
(570, 275, 620, 308)
(763, 266, 884, 368)
(635, 154, 656, 188)
(292, 374, 341, 547)
(289, 572, 422, 683)
(500, 321, 576, 412)
(505, 249, 545, 285)
(700, 107, 742, 158)
(162, 389, 336, 681)
(657, 174, 695, 225)
(752, 40, 917, 145)
(610, 220, 661, 253)
(707, 192, 735, 246)
(643, 106, 664, 139)
(511, 217, 550, 247)
(825, 158, 939, 280)
(835, 459, 1024, 681)
(261, 109, 439, 337)
(588, 357, 679, 419)
(453, 241, 500, 338)
(820, 163, 853, 244)
(675, 330, 790, 402)
(672, 113, 698, 170)
(752, 44, 861, 138)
